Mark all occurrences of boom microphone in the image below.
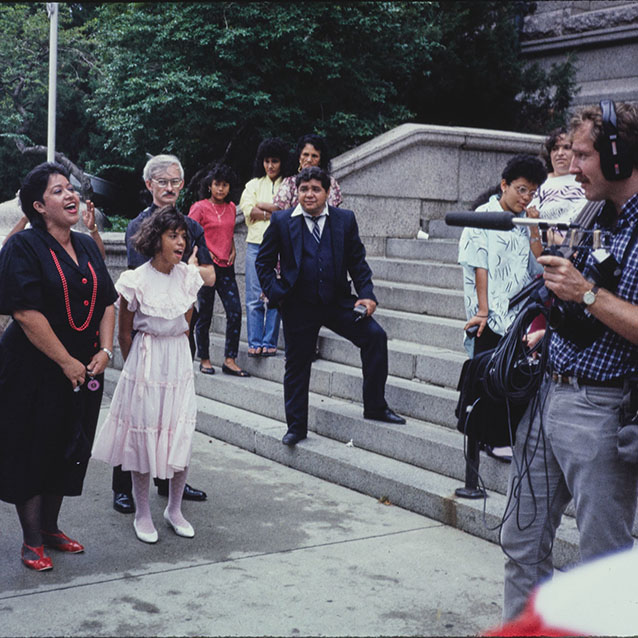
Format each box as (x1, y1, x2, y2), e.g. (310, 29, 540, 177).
(445, 211, 515, 230)
(445, 211, 579, 232)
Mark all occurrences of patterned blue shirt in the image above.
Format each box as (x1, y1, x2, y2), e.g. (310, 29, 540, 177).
(550, 192, 638, 379)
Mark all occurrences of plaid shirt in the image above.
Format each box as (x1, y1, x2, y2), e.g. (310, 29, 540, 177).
(550, 192, 638, 380)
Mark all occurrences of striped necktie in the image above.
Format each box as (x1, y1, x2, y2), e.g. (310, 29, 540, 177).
(310, 215, 323, 243)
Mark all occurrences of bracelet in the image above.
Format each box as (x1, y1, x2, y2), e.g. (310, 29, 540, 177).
(88, 224, 98, 233)
(100, 347, 113, 361)
(263, 211, 266, 221)
(530, 237, 540, 243)
(475, 314, 488, 318)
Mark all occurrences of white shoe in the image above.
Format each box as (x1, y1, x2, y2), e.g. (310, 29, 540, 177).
(133, 518, 158, 544)
(163, 508, 195, 538)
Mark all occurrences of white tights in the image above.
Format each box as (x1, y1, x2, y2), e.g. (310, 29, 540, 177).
(131, 468, 191, 534)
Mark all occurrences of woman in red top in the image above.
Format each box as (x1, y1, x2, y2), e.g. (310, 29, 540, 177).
(188, 164, 249, 377)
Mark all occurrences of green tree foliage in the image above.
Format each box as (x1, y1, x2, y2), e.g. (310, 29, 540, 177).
(0, 3, 98, 201)
(409, 1, 578, 132)
(0, 1, 577, 212)
(86, 2, 439, 186)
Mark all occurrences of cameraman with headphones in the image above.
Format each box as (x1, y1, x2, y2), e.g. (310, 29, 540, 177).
(501, 101, 638, 621)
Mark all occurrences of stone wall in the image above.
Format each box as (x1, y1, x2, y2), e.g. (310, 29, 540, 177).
(521, 1, 638, 107)
(330, 123, 544, 255)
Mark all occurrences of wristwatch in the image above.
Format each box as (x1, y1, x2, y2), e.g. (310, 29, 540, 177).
(101, 347, 113, 361)
(583, 285, 599, 306)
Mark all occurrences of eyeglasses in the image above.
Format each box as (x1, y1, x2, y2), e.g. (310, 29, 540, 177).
(513, 185, 536, 199)
(151, 177, 183, 188)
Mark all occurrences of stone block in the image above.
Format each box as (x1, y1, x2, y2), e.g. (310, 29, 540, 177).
(344, 195, 421, 238)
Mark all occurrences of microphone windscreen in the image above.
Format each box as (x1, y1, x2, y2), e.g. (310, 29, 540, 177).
(445, 211, 515, 231)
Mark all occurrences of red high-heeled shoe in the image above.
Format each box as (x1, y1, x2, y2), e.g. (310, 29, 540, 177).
(21, 543, 53, 571)
(41, 530, 84, 553)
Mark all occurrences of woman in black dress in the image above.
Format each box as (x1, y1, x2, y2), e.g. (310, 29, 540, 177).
(0, 162, 117, 571)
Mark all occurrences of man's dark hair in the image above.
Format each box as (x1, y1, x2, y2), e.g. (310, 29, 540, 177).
(132, 206, 189, 259)
(252, 137, 289, 178)
(295, 166, 331, 191)
(501, 154, 547, 186)
(284, 134, 332, 177)
(198, 163, 238, 201)
(19, 162, 71, 230)
(541, 127, 569, 173)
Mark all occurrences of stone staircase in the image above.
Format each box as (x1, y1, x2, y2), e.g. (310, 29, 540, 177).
(104, 220, 603, 567)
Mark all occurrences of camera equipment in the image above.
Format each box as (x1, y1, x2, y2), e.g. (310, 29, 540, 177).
(447, 210, 622, 349)
(353, 304, 367, 322)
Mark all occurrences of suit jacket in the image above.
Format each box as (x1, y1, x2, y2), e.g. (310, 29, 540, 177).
(255, 205, 376, 309)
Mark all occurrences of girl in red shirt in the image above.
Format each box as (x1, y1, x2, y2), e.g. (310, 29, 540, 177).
(189, 164, 249, 377)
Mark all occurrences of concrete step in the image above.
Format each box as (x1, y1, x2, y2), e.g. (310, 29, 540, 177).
(209, 304, 468, 355)
(199, 342, 459, 429)
(428, 218, 464, 240)
(375, 280, 466, 319)
(372, 307, 466, 352)
(386, 238, 459, 264)
(316, 332, 466, 389)
(368, 256, 462, 290)
(207, 329, 465, 389)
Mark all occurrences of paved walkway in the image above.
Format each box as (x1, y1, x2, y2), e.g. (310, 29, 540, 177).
(0, 397, 505, 637)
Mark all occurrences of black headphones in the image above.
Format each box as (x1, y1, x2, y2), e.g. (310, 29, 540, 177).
(599, 99, 633, 181)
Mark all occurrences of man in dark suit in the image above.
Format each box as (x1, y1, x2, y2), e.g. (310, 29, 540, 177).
(255, 166, 405, 446)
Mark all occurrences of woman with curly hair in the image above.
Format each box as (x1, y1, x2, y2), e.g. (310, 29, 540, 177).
(272, 133, 343, 211)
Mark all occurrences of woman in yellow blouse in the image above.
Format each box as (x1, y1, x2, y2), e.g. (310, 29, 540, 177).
(239, 138, 289, 357)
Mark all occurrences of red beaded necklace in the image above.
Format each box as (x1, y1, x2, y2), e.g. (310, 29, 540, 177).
(49, 248, 98, 331)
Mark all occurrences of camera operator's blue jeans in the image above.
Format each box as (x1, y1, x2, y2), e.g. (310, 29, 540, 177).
(245, 242, 280, 349)
(501, 377, 638, 621)
(194, 263, 241, 360)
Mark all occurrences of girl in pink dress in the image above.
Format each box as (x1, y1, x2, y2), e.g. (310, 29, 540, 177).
(92, 207, 203, 543)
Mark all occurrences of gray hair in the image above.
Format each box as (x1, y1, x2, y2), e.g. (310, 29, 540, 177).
(142, 154, 184, 181)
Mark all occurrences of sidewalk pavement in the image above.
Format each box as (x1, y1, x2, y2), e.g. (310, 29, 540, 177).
(0, 395, 505, 637)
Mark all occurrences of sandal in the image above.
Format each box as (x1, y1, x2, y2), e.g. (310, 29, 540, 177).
(262, 347, 277, 357)
(247, 347, 262, 357)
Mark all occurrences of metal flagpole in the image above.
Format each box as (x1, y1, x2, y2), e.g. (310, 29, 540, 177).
(46, 3, 58, 163)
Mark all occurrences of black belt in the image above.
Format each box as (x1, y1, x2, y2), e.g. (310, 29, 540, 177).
(550, 372, 623, 388)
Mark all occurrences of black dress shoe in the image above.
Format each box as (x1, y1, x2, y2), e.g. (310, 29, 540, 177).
(113, 492, 135, 514)
(282, 431, 307, 446)
(156, 482, 208, 501)
(363, 407, 406, 424)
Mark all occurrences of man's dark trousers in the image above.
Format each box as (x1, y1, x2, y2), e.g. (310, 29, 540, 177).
(281, 299, 388, 437)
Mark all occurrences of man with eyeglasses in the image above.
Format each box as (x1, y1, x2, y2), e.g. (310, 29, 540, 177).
(111, 153, 215, 514)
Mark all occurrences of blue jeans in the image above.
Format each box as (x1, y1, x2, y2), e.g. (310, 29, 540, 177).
(245, 242, 280, 349)
(194, 263, 242, 360)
